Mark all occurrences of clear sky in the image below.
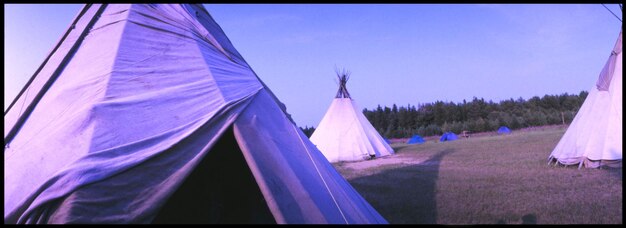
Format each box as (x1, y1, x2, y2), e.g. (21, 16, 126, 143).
(4, 4, 622, 128)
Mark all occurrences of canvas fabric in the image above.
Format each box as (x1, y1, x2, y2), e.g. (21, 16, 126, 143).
(548, 30, 622, 168)
(4, 4, 387, 224)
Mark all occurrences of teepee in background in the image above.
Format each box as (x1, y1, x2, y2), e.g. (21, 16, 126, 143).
(4, 4, 387, 224)
(310, 69, 394, 163)
(548, 29, 622, 169)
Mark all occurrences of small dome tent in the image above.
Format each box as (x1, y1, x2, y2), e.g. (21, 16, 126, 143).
(406, 135, 426, 144)
(497, 126, 511, 134)
(439, 132, 458, 142)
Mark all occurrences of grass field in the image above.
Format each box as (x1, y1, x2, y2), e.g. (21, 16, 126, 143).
(333, 126, 622, 224)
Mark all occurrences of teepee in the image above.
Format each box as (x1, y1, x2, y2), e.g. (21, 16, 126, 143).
(548, 29, 622, 169)
(4, 4, 387, 224)
(310, 69, 394, 163)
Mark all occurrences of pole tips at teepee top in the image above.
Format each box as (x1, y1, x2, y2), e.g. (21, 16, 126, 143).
(335, 67, 351, 99)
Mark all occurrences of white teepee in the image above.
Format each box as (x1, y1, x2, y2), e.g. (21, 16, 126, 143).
(310, 70, 394, 163)
(4, 4, 387, 224)
(548, 29, 622, 168)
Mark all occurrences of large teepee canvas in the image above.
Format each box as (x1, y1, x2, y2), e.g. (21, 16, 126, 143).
(310, 70, 394, 163)
(4, 4, 387, 224)
(548, 29, 622, 169)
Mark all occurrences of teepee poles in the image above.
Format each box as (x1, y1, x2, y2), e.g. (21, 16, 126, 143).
(335, 68, 352, 99)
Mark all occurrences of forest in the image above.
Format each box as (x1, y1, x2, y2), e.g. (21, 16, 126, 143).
(301, 91, 589, 138)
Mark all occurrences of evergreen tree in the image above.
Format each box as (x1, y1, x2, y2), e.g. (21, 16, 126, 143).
(300, 126, 316, 138)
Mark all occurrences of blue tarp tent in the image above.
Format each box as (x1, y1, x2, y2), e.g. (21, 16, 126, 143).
(439, 132, 458, 142)
(497, 126, 511, 134)
(406, 135, 426, 144)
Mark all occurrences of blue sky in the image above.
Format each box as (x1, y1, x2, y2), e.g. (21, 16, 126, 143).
(4, 4, 622, 128)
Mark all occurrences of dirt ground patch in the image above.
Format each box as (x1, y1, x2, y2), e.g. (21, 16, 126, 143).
(340, 154, 427, 170)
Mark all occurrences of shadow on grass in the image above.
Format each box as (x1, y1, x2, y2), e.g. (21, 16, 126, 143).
(522, 214, 537, 224)
(497, 213, 537, 224)
(349, 148, 455, 224)
(604, 167, 622, 180)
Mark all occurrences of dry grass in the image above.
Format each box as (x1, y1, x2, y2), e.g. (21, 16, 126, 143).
(333, 126, 622, 224)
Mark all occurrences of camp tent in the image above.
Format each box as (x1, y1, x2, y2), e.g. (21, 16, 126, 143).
(406, 135, 426, 144)
(548, 29, 622, 169)
(310, 69, 394, 163)
(439, 132, 458, 142)
(4, 4, 387, 224)
(497, 126, 511, 134)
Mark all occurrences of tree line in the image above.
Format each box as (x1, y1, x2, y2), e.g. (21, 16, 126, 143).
(300, 91, 588, 139)
(360, 91, 589, 138)
(300, 126, 316, 137)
